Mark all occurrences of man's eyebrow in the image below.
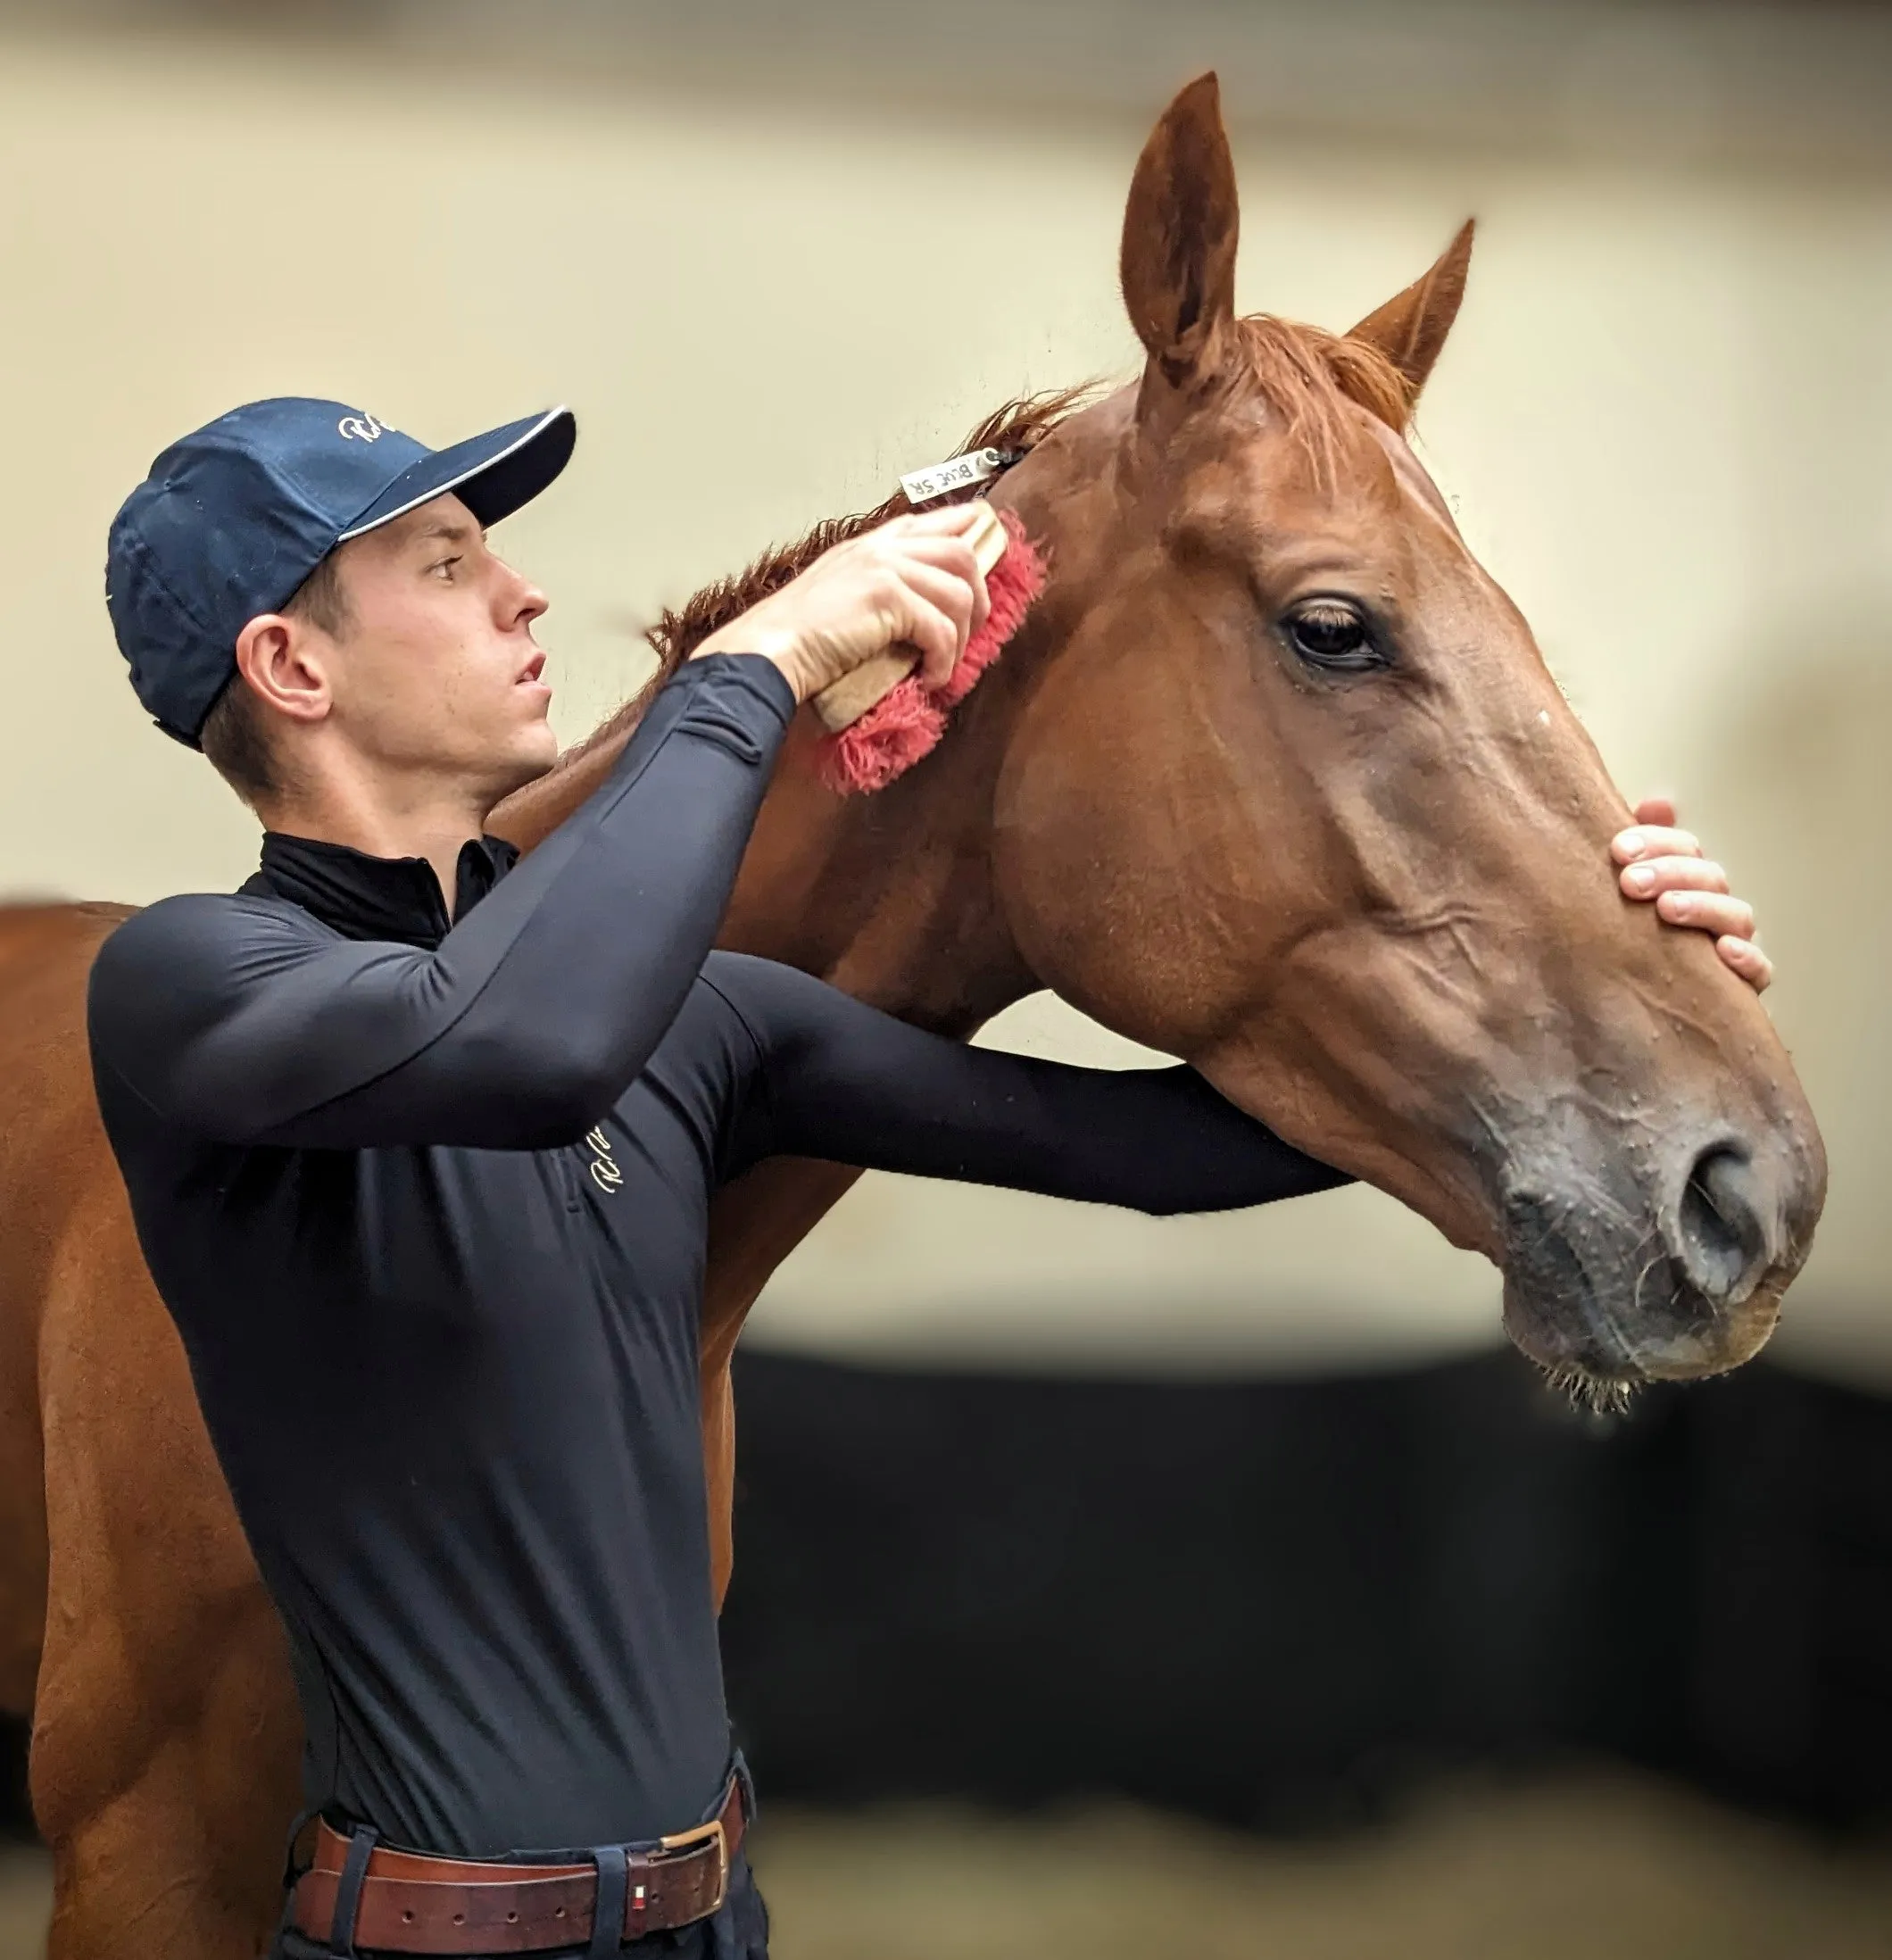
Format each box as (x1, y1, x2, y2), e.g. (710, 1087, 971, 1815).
(411, 519, 478, 547)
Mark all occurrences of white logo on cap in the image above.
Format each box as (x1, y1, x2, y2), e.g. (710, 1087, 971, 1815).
(337, 411, 387, 443)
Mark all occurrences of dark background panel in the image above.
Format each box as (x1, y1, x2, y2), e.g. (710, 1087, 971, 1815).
(720, 1349, 1892, 1831)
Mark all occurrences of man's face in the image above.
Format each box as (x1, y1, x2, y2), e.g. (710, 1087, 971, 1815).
(318, 493, 557, 801)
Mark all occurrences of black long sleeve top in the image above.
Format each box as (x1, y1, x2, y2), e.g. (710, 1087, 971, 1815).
(86, 653, 1348, 1860)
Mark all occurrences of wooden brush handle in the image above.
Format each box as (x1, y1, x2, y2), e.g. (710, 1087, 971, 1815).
(813, 502, 1008, 735)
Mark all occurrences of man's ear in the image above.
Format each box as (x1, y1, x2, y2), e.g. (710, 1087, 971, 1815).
(234, 613, 331, 729)
(1120, 72, 1241, 391)
(1347, 220, 1475, 417)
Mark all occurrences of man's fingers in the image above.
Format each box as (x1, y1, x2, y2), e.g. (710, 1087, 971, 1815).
(890, 499, 995, 539)
(1656, 888, 1755, 940)
(747, 502, 998, 700)
(1717, 935, 1773, 993)
(896, 561, 980, 679)
(892, 535, 991, 641)
(1620, 853, 1728, 899)
(883, 572, 967, 687)
(1612, 825, 1702, 866)
(1614, 798, 1770, 994)
(895, 604, 961, 689)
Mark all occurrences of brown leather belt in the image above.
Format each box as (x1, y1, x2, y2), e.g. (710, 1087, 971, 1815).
(290, 1777, 746, 1955)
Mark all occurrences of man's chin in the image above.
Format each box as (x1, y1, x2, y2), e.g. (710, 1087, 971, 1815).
(487, 730, 560, 809)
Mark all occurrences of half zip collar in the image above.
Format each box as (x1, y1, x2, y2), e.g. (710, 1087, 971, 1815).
(245, 831, 520, 950)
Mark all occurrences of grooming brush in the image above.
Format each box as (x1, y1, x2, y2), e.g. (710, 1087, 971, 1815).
(812, 500, 1046, 797)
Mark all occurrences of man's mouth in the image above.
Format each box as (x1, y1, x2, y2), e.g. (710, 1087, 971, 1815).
(517, 652, 548, 688)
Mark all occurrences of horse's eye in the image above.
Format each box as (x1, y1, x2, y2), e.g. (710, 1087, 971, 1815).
(1282, 599, 1382, 672)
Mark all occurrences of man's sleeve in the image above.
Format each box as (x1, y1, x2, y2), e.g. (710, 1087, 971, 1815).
(704, 952, 1351, 1215)
(87, 656, 796, 1151)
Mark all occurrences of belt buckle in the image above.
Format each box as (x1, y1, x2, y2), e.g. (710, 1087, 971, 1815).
(656, 1816, 729, 1916)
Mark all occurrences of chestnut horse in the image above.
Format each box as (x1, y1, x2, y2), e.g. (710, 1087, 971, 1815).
(0, 74, 1823, 1958)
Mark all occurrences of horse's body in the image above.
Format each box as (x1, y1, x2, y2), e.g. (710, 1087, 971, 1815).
(0, 76, 1822, 1957)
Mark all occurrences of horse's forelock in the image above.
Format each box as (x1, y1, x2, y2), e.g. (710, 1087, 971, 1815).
(1229, 314, 1414, 487)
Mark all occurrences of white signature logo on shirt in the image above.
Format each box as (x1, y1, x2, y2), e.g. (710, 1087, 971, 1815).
(585, 1127, 623, 1194)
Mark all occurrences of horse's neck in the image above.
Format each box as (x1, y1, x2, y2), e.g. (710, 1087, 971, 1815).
(491, 417, 1117, 1035)
(728, 699, 1040, 1036)
(491, 660, 1040, 1041)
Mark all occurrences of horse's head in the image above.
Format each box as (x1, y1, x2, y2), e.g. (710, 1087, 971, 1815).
(991, 75, 1825, 1399)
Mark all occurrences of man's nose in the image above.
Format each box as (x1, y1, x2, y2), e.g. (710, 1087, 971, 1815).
(496, 561, 549, 630)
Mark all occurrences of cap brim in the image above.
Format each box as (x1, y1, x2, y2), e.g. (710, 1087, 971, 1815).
(336, 407, 576, 542)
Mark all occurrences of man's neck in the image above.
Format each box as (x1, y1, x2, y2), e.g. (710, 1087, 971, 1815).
(254, 785, 493, 919)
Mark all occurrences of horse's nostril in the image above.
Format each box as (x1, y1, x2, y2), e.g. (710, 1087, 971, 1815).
(1677, 1146, 1770, 1306)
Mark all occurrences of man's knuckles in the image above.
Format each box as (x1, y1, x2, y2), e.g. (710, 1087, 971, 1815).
(1614, 826, 1702, 863)
(1664, 856, 1729, 893)
(1621, 855, 1727, 897)
(1718, 937, 1773, 992)
(1658, 890, 1753, 934)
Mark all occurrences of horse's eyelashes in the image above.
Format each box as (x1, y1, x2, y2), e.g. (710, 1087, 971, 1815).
(1280, 598, 1387, 674)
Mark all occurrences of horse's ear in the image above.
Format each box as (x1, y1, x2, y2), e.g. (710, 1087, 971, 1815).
(1120, 72, 1241, 387)
(1347, 219, 1475, 414)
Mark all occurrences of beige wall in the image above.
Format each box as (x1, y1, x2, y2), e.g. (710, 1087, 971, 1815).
(1, 27, 1885, 1380)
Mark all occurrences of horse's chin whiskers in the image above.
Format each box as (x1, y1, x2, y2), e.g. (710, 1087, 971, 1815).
(1539, 1361, 1643, 1419)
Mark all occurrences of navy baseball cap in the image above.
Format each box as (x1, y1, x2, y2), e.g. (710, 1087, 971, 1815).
(105, 397, 577, 747)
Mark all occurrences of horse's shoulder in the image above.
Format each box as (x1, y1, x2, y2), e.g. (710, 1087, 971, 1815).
(0, 898, 137, 994)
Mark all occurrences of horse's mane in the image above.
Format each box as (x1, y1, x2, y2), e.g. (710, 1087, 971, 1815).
(622, 318, 1405, 712)
(641, 385, 1097, 685)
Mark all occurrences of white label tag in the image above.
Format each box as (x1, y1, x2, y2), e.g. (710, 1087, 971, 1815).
(900, 447, 1013, 506)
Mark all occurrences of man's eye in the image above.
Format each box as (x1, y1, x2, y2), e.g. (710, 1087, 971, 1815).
(1280, 598, 1384, 672)
(432, 556, 461, 581)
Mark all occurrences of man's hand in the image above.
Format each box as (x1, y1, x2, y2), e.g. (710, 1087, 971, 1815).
(690, 502, 993, 705)
(1612, 795, 1772, 992)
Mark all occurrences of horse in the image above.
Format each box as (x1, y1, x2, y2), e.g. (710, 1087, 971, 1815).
(0, 71, 1824, 1958)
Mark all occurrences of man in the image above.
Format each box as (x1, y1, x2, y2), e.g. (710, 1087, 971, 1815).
(89, 399, 1767, 1960)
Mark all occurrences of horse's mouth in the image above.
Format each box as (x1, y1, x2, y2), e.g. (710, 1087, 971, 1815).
(1536, 1358, 1646, 1418)
(1498, 1182, 1788, 1391)
(1504, 1266, 1652, 1409)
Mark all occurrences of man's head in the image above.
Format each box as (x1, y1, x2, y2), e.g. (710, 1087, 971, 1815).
(107, 397, 575, 818)
(203, 494, 556, 815)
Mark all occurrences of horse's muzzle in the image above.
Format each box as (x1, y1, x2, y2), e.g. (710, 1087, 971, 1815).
(1494, 1114, 1823, 1389)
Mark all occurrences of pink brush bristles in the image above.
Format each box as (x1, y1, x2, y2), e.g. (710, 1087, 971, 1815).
(815, 510, 1047, 797)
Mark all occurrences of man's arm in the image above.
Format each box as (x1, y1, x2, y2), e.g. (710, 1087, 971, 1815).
(707, 953, 1349, 1215)
(90, 497, 1006, 1153)
(90, 659, 799, 1150)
